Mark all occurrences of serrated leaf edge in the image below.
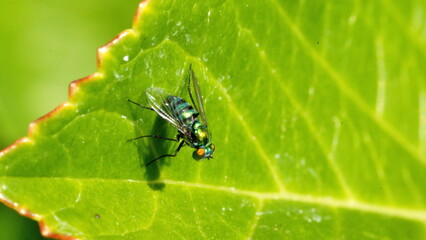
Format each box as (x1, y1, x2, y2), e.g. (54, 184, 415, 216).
(0, 1, 151, 239)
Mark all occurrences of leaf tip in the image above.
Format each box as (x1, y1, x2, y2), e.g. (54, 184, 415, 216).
(28, 102, 74, 137)
(133, 0, 151, 27)
(96, 29, 136, 68)
(69, 72, 103, 99)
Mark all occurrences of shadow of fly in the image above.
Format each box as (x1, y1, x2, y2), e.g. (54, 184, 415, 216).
(128, 65, 215, 166)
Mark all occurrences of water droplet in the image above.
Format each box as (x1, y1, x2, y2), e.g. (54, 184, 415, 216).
(312, 214, 322, 222)
(202, 54, 209, 62)
(185, 34, 192, 43)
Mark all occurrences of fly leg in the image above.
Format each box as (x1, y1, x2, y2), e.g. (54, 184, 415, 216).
(127, 133, 182, 142)
(127, 99, 176, 141)
(146, 140, 185, 166)
(127, 135, 179, 142)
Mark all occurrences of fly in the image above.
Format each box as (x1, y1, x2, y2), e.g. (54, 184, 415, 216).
(127, 65, 215, 166)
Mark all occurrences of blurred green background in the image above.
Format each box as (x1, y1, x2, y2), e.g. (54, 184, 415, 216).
(0, 0, 140, 239)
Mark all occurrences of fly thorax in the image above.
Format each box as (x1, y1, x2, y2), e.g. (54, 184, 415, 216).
(193, 123, 210, 147)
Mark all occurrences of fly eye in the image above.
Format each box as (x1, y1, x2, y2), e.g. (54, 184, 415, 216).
(193, 148, 205, 160)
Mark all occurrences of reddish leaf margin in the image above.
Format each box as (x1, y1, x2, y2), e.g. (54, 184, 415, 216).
(0, 1, 150, 239)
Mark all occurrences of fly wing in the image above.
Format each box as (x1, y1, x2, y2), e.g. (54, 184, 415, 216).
(145, 87, 186, 132)
(189, 66, 209, 127)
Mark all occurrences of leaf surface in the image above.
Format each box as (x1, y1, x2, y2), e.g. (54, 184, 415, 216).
(1, 0, 425, 239)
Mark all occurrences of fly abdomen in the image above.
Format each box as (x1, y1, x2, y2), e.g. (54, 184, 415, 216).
(167, 96, 198, 127)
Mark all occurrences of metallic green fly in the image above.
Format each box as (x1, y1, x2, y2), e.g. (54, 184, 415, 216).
(128, 65, 215, 166)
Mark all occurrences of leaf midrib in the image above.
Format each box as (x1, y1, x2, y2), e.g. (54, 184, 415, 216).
(1, 176, 424, 223)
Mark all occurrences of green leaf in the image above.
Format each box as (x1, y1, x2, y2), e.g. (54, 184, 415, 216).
(0, 1, 139, 239)
(1, 0, 425, 239)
